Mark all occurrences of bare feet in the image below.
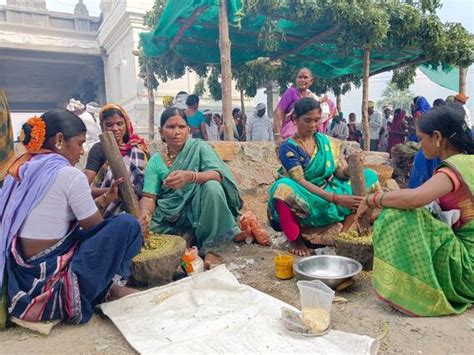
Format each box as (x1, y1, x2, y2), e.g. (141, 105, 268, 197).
(108, 285, 138, 301)
(204, 252, 222, 270)
(289, 236, 311, 256)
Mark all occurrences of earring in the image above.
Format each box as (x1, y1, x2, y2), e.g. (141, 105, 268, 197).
(55, 142, 62, 150)
(436, 142, 440, 148)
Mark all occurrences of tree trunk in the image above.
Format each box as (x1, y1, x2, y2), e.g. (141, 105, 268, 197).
(336, 92, 342, 113)
(99, 132, 140, 218)
(459, 66, 467, 95)
(219, 0, 234, 141)
(145, 61, 155, 141)
(240, 89, 245, 115)
(362, 48, 371, 151)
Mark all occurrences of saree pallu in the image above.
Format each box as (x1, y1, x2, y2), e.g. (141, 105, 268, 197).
(149, 139, 243, 253)
(372, 208, 474, 316)
(268, 133, 379, 228)
(7, 214, 142, 324)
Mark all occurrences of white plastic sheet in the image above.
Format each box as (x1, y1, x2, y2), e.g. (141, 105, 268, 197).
(101, 266, 378, 354)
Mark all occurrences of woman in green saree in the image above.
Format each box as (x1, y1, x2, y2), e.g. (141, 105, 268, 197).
(139, 108, 243, 267)
(359, 105, 474, 316)
(268, 98, 379, 256)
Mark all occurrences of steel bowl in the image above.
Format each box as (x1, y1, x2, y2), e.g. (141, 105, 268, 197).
(293, 255, 362, 289)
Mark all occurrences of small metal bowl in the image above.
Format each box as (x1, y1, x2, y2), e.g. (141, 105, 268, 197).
(293, 255, 362, 289)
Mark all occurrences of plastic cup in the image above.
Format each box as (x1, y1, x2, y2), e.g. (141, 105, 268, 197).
(297, 280, 335, 312)
(274, 254, 294, 279)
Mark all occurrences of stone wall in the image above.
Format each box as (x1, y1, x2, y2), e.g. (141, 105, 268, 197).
(17, 140, 390, 194)
(147, 140, 390, 194)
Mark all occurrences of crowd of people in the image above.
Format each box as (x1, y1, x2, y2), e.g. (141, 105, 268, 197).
(0, 66, 472, 329)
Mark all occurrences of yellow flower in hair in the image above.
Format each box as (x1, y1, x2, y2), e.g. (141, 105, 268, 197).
(24, 116, 46, 153)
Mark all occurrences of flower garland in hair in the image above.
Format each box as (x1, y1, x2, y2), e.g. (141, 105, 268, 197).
(20, 116, 46, 153)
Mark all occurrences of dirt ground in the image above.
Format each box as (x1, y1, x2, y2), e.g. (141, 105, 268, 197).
(1, 193, 473, 354)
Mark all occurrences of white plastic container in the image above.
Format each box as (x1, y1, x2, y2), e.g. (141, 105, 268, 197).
(297, 280, 335, 312)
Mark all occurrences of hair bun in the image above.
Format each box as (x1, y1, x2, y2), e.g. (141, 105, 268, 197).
(20, 122, 32, 145)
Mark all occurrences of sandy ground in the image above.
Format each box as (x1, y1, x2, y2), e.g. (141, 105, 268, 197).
(1, 193, 473, 354)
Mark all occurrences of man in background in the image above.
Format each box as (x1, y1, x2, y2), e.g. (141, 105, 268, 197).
(247, 103, 273, 142)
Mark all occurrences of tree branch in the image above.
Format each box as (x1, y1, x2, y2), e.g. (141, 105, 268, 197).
(169, 5, 208, 49)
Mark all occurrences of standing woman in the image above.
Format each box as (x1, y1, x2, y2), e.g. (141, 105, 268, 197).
(273, 68, 318, 144)
(387, 109, 407, 155)
(359, 106, 474, 316)
(139, 108, 243, 267)
(0, 110, 142, 325)
(268, 98, 379, 256)
(84, 104, 149, 217)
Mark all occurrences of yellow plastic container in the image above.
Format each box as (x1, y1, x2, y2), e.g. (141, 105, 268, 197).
(274, 254, 294, 280)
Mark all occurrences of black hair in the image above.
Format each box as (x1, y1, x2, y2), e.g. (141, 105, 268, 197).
(417, 105, 474, 154)
(433, 98, 445, 107)
(293, 97, 321, 119)
(176, 91, 188, 96)
(21, 109, 86, 149)
(185, 94, 199, 106)
(100, 107, 129, 143)
(160, 107, 188, 128)
(232, 108, 241, 117)
(101, 107, 124, 122)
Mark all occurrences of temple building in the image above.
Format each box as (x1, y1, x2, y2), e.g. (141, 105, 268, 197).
(0, 0, 253, 135)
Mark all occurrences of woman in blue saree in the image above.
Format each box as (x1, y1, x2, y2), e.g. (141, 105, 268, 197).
(268, 98, 379, 256)
(0, 110, 142, 327)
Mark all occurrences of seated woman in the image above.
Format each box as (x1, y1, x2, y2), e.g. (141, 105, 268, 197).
(268, 98, 379, 256)
(0, 110, 142, 325)
(360, 106, 473, 316)
(138, 108, 243, 267)
(84, 104, 149, 217)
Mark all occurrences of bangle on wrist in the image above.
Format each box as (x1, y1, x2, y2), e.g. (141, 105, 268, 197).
(365, 194, 371, 206)
(379, 192, 387, 208)
(371, 192, 380, 208)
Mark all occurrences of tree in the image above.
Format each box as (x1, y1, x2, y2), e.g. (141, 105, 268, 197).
(378, 82, 415, 113)
(193, 78, 206, 97)
(140, 0, 473, 143)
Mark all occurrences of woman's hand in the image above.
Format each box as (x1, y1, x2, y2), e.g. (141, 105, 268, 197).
(333, 194, 363, 210)
(355, 197, 370, 219)
(138, 210, 151, 236)
(163, 170, 193, 190)
(104, 177, 125, 203)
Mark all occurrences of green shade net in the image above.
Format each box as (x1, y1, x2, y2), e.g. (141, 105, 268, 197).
(419, 65, 460, 92)
(140, 0, 426, 80)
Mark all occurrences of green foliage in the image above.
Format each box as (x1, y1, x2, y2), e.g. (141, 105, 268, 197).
(140, 0, 473, 99)
(193, 78, 206, 97)
(391, 65, 418, 90)
(378, 81, 415, 112)
(207, 67, 222, 101)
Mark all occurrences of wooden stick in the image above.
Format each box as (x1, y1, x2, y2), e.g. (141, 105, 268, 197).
(273, 26, 338, 60)
(348, 154, 366, 196)
(347, 154, 370, 235)
(219, 0, 234, 141)
(361, 47, 371, 151)
(169, 5, 208, 50)
(99, 132, 140, 218)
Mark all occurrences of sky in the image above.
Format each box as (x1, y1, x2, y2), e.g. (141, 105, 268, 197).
(1, 0, 473, 116)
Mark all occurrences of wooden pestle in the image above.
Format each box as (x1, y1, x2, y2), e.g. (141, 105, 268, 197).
(99, 132, 140, 219)
(347, 154, 371, 235)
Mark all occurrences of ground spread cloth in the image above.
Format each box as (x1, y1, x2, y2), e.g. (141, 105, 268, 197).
(100, 265, 378, 354)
